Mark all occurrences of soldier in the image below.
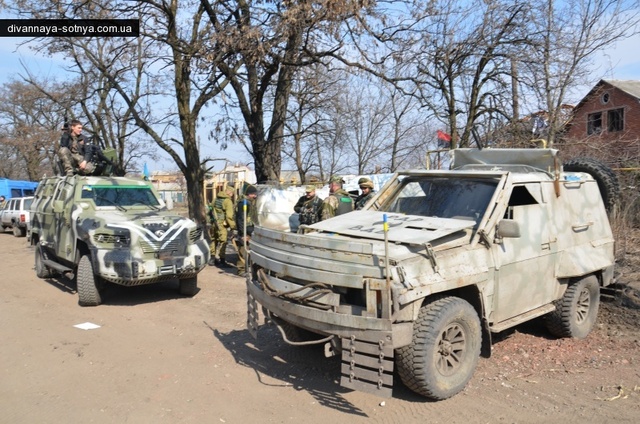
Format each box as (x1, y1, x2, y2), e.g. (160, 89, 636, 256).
(321, 176, 354, 220)
(235, 184, 258, 275)
(0, 195, 6, 209)
(59, 120, 96, 176)
(354, 177, 375, 210)
(294, 185, 323, 228)
(209, 186, 236, 267)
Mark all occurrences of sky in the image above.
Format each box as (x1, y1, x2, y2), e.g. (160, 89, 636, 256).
(1, 30, 640, 173)
(0, 35, 253, 173)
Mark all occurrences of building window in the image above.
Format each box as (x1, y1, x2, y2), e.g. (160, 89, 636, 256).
(601, 92, 610, 104)
(587, 112, 602, 135)
(607, 108, 624, 132)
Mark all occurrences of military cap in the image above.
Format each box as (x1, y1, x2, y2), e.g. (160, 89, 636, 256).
(358, 177, 374, 189)
(305, 185, 315, 192)
(329, 176, 344, 184)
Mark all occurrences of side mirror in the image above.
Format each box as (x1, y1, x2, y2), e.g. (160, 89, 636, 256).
(53, 200, 64, 214)
(496, 219, 520, 239)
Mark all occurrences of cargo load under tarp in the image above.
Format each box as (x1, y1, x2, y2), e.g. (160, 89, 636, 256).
(451, 148, 560, 174)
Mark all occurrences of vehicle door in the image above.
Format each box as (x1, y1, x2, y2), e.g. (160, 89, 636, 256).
(52, 180, 76, 261)
(5, 199, 18, 226)
(491, 182, 559, 324)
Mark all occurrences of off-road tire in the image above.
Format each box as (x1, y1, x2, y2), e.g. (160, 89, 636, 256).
(397, 296, 481, 400)
(12, 224, 25, 237)
(563, 157, 620, 213)
(179, 276, 198, 296)
(77, 254, 102, 306)
(544, 275, 600, 339)
(35, 245, 52, 279)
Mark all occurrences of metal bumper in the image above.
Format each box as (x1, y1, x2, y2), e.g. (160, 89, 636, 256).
(93, 248, 207, 286)
(247, 273, 412, 398)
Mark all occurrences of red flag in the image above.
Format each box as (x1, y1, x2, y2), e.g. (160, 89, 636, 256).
(437, 130, 452, 143)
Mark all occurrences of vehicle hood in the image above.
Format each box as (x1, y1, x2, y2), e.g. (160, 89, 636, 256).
(76, 207, 198, 235)
(307, 210, 475, 245)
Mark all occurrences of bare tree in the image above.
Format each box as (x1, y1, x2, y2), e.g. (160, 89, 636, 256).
(10, 0, 230, 225)
(283, 64, 346, 183)
(520, 0, 640, 146)
(0, 80, 66, 179)
(199, 0, 374, 183)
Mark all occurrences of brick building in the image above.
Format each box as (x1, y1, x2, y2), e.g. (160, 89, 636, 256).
(565, 80, 640, 142)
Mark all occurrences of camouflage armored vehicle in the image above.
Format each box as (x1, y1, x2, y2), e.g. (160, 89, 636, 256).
(245, 148, 617, 400)
(29, 174, 210, 306)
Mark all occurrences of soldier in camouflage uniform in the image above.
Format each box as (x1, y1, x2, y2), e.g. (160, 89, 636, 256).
(235, 185, 258, 274)
(354, 177, 375, 210)
(294, 185, 323, 229)
(59, 120, 96, 176)
(321, 176, 354, 221)
(209, 186, 236, 267)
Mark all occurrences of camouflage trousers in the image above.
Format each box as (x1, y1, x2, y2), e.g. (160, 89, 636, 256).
(235, 238, 250, 275)
(59, 147, 95, 176)
(209, 223, 228, 260)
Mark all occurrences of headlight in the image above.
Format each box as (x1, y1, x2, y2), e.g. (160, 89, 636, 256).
(93, 230, 131, 247)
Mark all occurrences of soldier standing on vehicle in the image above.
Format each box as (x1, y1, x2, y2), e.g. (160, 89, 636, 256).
(59, 120, 96, 176)
(354, 177, 375, 210)
(294, 185, 323, 227)
(210, 185, 236, 267)
(321, 176, 354, 221)
(235, 184, 258, 275)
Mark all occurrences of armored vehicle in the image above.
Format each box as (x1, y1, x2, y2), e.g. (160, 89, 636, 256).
(246, 148, 617, 400)
(29, 174, 210, 306)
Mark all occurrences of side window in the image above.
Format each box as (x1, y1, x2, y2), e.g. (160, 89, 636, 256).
(587, 112, 602, 135)
(504, 185, 539, 219)
(607, 108, 624, 132)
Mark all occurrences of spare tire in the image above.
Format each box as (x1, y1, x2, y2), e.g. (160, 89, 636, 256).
(563, 157, 620, 213)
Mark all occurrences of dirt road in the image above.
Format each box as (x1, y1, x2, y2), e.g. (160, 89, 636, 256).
(1, 233, 639, 423)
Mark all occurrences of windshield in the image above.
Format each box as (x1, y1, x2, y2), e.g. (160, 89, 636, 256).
(380, 177, 498, 221)
(81, 185, 160, 207)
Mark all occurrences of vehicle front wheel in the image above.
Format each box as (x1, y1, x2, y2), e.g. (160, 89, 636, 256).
(179, 276, 198, 296)
(77, 254, 102, 306)
(35, 245, 52, 279)
(545, 275, 600, 339)
(397, 296, 481, 400)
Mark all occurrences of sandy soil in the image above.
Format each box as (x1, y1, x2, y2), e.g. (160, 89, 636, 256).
(1, 231, 639, 424)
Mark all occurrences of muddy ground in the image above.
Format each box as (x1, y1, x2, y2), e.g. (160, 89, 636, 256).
(1, 231, 639, 424)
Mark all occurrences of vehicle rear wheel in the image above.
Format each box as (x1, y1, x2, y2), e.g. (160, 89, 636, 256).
(77, 254, 102, 306)
(544, 275, 600, 339)
(35, 245, 51, 279)
(397, 296, 481, 400)
(179, 276, 198, 296)
(12, 224, 25, 237)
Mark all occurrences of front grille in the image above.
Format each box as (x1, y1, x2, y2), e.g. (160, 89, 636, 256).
(139, 238, 182, 254)
(189, 227, 203, 243)
(93, 233, 130, 244)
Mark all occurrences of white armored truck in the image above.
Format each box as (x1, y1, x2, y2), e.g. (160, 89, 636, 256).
(245, 148, 617, 400)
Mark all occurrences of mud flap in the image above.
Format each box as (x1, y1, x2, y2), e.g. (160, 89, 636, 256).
(246, 279, 259, 339)
(340, 332, 394, 398)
